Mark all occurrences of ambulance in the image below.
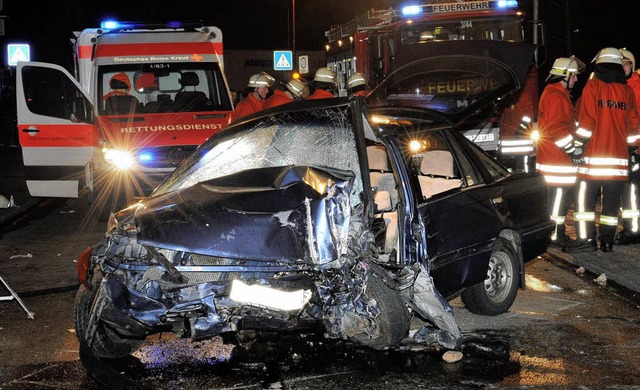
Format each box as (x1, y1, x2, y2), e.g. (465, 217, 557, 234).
(15, 21, 233, 217)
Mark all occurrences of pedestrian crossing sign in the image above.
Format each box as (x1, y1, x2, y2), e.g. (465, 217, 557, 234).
(7, 44, 31, 66)
(273, 50, 293, 71)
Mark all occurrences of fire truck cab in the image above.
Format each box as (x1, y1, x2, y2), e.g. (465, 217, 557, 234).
(324, 0, 545, 170)
(16, 21, 233, 216)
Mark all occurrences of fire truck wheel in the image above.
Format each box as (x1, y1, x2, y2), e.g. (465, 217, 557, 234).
(74, 270, 143, 359)
(461, 238, 519, 316)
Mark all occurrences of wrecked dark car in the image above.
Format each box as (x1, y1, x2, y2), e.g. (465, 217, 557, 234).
(74, 51, 554, 361)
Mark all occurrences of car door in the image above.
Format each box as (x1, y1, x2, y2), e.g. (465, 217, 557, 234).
(17, 62, 98, 197)
(416, 130, 508, 299)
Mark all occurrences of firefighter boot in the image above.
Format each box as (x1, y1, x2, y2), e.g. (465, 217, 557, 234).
(562, 238, 597, 253)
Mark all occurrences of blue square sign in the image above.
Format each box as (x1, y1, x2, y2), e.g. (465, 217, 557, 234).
(7, 44, 31, 66)
(273, 50, 293, 71)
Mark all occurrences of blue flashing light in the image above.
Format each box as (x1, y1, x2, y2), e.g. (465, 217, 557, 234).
(100, 20, 120, 29)
(138, 152, 154, 162)
(401, 5, 423, 16)
(100, 20, 186, 30)
(496, 0, 518, 8)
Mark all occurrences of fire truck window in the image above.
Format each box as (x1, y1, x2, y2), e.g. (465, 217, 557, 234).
(21, 66, 92, 123)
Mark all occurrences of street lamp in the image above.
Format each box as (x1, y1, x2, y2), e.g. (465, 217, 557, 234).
(292, 0, 296, 54)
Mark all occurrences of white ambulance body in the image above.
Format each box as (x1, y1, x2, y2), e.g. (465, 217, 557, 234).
(16, 21, 233, 215)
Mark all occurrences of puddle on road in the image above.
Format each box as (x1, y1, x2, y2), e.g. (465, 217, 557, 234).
(78, 331, 521, 389)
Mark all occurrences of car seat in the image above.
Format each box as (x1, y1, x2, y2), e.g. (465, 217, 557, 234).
(174, 72, 211, 111)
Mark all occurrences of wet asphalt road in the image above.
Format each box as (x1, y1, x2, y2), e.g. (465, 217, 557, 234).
(1, 197, 640, 389)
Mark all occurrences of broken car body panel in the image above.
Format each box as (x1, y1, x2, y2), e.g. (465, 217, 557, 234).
(76, 52, 553, 360)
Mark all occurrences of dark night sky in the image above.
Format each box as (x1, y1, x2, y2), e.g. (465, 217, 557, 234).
(1, 0, 408, 66)
(1, 0, 639, 81)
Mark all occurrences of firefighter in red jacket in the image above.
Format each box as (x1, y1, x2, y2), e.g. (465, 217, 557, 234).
(231, 72, 275, 123)
(262, 78, 310, 110)
(564, 48, 640, 253)
(346, 72, 370, 97)
(308, 67, 338, 99)
(616, 48, 640, 244)
(536, 56, 585, 246)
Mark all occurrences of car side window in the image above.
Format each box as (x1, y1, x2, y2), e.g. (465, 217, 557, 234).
(464, 138, 510, 181)
(448, 136, 484, 186)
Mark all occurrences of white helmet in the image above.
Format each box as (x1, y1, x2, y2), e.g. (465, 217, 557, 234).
(593, 47, 623, 66)
(247, 72, 276, 89)
(548, 56, 585, 79)
(620, 48, 635, 71)
(347, 73, 368, 90)
(285, 78, 310, 99)
(313, 67, 337, 85)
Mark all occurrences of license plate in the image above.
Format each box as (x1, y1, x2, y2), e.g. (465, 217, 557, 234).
(467, 133, 495, 142)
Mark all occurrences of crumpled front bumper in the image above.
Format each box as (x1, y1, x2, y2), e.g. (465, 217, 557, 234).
(97, 275, 235, 341)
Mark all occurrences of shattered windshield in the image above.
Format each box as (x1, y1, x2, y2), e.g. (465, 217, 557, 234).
(154, 105, 364, 204)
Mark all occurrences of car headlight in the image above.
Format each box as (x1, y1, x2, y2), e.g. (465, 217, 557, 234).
(103, 148, 135, 170)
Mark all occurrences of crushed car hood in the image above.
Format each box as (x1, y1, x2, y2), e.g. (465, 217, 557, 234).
(133, 165, 355, 265)
(367, 40, 536, 124)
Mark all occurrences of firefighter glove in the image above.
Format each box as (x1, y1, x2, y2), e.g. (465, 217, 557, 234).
(571, 147, 584, 165)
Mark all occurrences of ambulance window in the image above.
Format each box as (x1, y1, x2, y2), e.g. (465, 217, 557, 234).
(21, 65, 93, 123)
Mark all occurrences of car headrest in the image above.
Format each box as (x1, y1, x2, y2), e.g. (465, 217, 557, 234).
(421, 150, 455, 177)
(180, 72, 200, 87)
(367, 145, 389, 172)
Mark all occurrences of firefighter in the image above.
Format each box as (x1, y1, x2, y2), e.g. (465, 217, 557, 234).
(308, 67, 337, 99)
(563, 48, 640, 253)
(103, 72, 133, 100)
(231, 72, 275, 122)
(616, 48, 640, 244)
(347, 72, 370, 97)
(262, 78, 310, 110)
(536, 56, 585, 246)
(497, 68, 537, 173)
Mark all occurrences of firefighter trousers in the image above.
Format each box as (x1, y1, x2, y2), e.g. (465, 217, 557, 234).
(620, 173, 640, 235)
(575, 179, 624, 245)
(548, 185, 574, 241)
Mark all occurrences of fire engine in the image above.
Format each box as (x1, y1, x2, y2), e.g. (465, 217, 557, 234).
(324, 0, 545, 169)
(15, 21, 234, 217)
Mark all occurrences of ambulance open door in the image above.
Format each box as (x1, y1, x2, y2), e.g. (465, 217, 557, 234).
(16, 62, 99, 198)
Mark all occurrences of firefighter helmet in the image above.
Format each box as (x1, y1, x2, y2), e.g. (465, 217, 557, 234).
(247, 72, 276, 89)
(313, 67, 337, 85)
(548, 56, 585, 78)
(347, 73, 368, 90)
(593, 47, 624, 66)
(620, 48, 636, 71)
(285, 78, 310, 99)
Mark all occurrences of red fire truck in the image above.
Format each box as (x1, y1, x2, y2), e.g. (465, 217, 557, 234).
(324, 0, 544, 168)
(15, 21, 233, 217)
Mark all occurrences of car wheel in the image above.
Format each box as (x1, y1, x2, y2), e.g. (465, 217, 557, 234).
(461, 238, 519, 316)
(349, 274, 410, 349)
(74, 272, 142, 358)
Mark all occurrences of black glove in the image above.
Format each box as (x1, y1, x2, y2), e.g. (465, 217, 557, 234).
(571, 147, 584, 165)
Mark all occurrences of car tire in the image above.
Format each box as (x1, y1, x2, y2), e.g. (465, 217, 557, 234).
(349, 274, 410, 349)
(74, 273, 142, 358)
(461, 238, 519, 316)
